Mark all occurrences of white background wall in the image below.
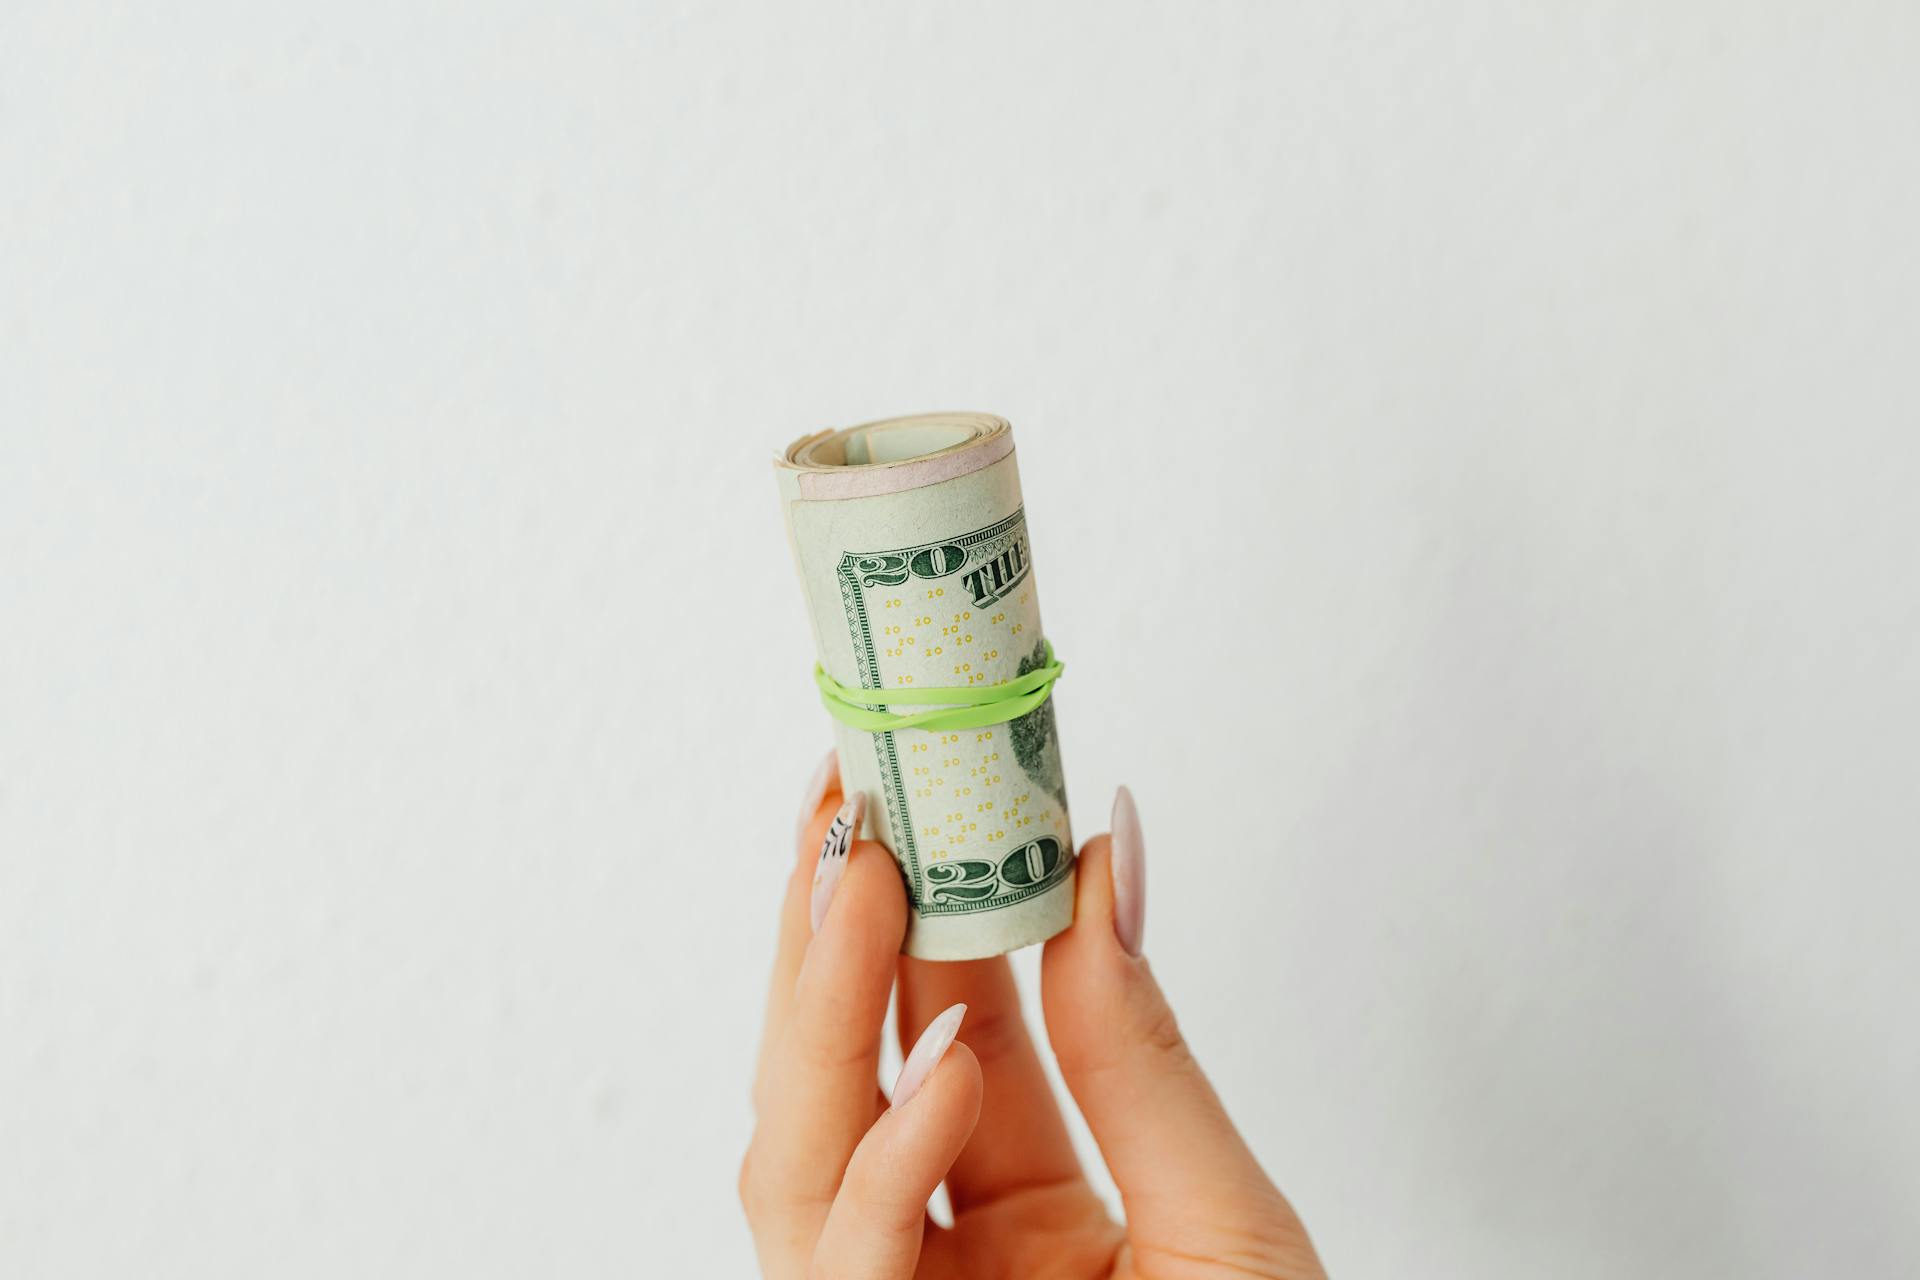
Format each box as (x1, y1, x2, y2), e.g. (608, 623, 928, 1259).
(5, 3, 1918, 1275)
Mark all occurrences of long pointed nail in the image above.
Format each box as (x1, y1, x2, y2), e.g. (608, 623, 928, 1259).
(891, 1003, 966, 1111)
(796, 749, 839, 850)
(810, 793, 865, 933)
(1110, 786, 1146, 957)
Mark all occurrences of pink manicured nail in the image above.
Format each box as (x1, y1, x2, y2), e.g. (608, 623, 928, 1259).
(891, 1002, 966, 1111)
(810, 793, 865, 933)
(1110, 786, 1146, 957)
(796, 749, 839, 850)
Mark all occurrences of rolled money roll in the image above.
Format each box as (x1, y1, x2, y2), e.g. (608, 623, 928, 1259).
(776, 413, 1074, 960)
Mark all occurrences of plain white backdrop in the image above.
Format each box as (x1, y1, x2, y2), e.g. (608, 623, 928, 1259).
(5, 2, 1918, 1275)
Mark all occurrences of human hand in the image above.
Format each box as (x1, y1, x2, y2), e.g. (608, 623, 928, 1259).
(740, 753, 1327, 1279)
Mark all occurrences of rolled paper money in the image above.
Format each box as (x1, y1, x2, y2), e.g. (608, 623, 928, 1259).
(776, 413, 1074, 960)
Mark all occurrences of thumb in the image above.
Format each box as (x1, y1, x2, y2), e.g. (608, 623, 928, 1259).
(1042, 789, 1321, 1273)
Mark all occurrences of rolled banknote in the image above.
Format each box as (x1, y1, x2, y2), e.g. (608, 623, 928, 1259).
(776, 413, 1074, 960)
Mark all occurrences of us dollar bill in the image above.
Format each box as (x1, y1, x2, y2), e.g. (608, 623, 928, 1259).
(775, 414, 1074, 960)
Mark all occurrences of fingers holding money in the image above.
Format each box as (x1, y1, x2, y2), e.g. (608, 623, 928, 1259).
(743, 776, 907, 1275)
(753, 749, 843, 1114)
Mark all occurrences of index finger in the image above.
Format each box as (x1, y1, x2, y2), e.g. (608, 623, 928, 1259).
(753, 750, 842, 1112)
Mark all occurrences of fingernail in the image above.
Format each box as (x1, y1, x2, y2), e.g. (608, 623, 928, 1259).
(810, 793, 865, 933)
(796, 749, 838, 849)
(891, 1002, 966, 1111)
(1110, 786, 1146, 957)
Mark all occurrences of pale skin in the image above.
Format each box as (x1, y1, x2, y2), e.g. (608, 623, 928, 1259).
(742, 756, 1328, 1279)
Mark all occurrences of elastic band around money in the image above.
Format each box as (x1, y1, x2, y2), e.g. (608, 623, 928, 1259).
(814, 643, 1063, 733)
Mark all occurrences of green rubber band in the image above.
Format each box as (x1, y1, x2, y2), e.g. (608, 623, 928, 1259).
(815, 643, 1064, 733)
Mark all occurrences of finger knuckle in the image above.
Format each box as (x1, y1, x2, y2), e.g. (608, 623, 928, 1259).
(794, 1018, 884, 1076)
(957, 1002, 1030, 1069)
(1138, 999, 1193, 1066)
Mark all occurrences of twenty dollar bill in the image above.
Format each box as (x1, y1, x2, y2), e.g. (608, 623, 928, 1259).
(776, 414, 1073, 960)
